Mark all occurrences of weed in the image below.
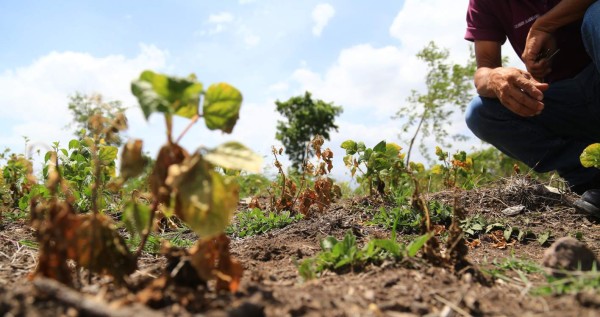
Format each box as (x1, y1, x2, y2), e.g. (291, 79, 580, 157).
(534, 266, 600, 296)
(226, 208, 303, 238)
(298, 231, 429, 280)
(341, 140, 412, 197)
(368, 200, 452, 233)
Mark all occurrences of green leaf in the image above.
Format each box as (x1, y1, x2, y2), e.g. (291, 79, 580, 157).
(98, 145, 118, 164)
(504, 227, 514, 241)
(369, 239, 401, 257)
(580, 143, 600, 168)
(373, 141, 386, 153)
(407, 233, 431, 257)
(204, 142, 262, 173)
(166, 153, 238, 237)
(341, 140, 357, 155)
(537, 231, 551, 246)
(320, 236, 338, 251)
(131, 70, 203, 120)
(123, 201, 151, 239)
(68, 139, 80, 150)
(203, 83, 242, 133)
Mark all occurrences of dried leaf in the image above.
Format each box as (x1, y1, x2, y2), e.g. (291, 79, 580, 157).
(150, 144, 188, 206)
(74, 214, 136, 281)
(189, 235, 242, 292)
(32, 200, 135, 284)
(120, 139, 148, 180)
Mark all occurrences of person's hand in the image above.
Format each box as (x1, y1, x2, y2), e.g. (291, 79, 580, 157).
(522, 28, 556, 81)
(488, 67, 549, 117)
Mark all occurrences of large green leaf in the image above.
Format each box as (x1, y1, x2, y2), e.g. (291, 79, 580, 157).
(204, 142, 262, 173)
(131, 70, 203, 119)
(340, 140, 358, 155)
(99, 145, 118, 164)
(580, 143, 600, 168)
(203, 83, 242, 133)
(166, 153, 238, 237)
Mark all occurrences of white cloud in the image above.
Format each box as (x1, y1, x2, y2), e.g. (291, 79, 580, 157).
(281, 0, 497, 168)
(311, 3, 335, 37)
(207, 12, 234, 35)
(0, 44, 168, 155)
(390, 0, 471, 62)
(238, 0, 256, 4)
(208, 12, 234, 24)
(290, 44, 421, 118)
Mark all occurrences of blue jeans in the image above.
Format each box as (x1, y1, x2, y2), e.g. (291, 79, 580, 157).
(465, 1, 600, 188)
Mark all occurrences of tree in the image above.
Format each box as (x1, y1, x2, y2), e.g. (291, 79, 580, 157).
(67, 93, 127, 146)
(394, 41, 476, 164)
(275, 91, 343, 169)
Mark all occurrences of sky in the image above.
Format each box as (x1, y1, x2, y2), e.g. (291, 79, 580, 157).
(0, 0, 522, 181)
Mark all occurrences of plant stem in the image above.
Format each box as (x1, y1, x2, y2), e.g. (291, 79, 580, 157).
(175, 114, 201, 144)
(135, 199, 158, 259)
(406, 108, 428, 167)
(88, 139, 102, 284)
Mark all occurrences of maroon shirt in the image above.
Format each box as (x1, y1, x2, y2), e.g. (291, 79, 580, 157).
(465, 0, 591, 83)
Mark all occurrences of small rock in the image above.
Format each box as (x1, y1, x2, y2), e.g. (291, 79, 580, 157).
(501, 205, 525, 216)
(541, 237, 599, 276)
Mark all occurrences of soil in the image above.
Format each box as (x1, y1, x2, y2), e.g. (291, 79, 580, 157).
(1, 177, 600, 317)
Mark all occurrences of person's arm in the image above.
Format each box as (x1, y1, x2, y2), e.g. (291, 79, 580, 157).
(533, 0, 596, 33)
(474, 40, 548, 117)
(523, 0, 597, 79)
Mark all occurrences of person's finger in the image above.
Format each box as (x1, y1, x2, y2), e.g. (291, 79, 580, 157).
(514, 76, 544, 101)
(504, 93, 540, 117)
(511, 87, 544, 113)
(534, 82, 549, 92)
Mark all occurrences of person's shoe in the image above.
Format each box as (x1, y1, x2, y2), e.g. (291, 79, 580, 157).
(574, 189, 600, 218)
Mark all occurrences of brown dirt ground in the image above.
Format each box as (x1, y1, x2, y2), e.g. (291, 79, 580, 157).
(1, 177, 600, 317)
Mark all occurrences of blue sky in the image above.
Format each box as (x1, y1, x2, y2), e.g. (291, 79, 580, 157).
(0, 0, 520, 181)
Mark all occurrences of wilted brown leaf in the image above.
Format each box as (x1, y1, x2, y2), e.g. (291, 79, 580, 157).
(150, 144, 188, 206)
(31, 197, 135, 285)
(74, 214, 137, 281)
(120, 139, 148, 180)
(189, 235, 243, 292)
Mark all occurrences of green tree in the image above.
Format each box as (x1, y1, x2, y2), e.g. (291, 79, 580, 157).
(67, 93, 126, 146)
(394, 41, 476, 164)
(275, 91, 343, 169)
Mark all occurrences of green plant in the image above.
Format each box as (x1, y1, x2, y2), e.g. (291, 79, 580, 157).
(460, 214, 552, 246)
(341, 140, 414, 197)
(368, 199, 452, 233)
(430, 146, 476, 189)
(534, 266, 600, 296)
(226, 208, 303, 238)
(298, 231, 430, 280)
(42, 137, 119, 213)
(275, 91, 343, 169)
(1, 153, 35, 208)
(29, 70, 261, 293)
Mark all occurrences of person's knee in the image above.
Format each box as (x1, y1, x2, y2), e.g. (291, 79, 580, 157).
(465, 96, 485, 135)
(582, 2, 600, 41)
